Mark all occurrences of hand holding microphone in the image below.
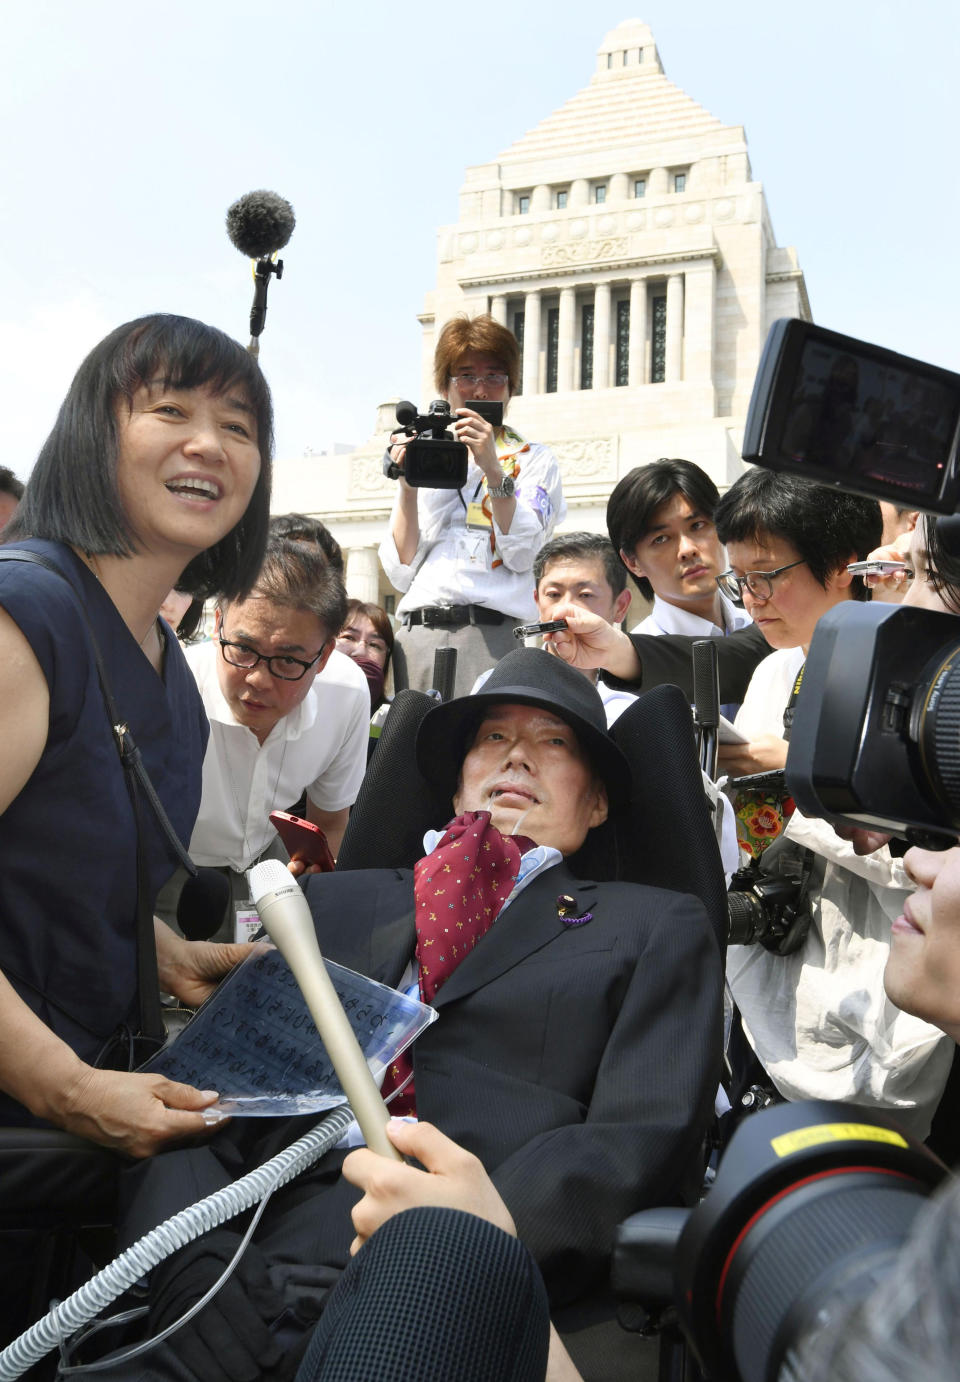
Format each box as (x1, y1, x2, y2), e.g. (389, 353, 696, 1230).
(246, 860, 402, 1161)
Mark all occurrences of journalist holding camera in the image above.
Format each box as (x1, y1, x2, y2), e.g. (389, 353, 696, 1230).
(713, 468, 956, 1138)
(378, 314, 565, 696)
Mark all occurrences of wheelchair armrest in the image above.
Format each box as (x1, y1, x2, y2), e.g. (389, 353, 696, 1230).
(0, 1129, 120, 1231)
(612, 1206, 690, 1306)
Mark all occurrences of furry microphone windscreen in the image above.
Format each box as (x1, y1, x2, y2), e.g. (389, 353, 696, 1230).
(226, 190, 296, 259)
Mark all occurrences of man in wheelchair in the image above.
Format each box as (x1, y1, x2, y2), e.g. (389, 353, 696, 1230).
(92, 650, 723, 1380)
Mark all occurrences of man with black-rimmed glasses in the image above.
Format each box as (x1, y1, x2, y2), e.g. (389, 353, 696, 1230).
(159, 536, 369, 941)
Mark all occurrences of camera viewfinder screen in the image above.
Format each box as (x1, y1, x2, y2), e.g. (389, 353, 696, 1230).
(777, 339, 960, 502)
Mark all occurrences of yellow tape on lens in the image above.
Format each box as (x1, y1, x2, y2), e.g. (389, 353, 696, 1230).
(771, 1123, 909, 1157)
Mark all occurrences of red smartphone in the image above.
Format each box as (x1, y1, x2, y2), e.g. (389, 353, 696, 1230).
(269, 811, 335, 872)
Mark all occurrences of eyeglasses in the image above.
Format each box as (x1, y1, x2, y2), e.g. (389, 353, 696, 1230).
(716, 559, 807, 603)
(218, 633, 327, 681)
(449, 372, 509, 389)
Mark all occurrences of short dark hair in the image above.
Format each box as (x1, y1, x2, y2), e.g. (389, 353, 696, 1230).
(919, 513, 960, 615)
(434, 315, 521, 396)
(714, 469, 881, 601)
(0, 467, 24, 500)
(533, 532, 627, 597)
(606, 459, 720, 601)
(222, 536, 347, 641)
(269, 512, 344, 575)
(7, 314, 273, 600)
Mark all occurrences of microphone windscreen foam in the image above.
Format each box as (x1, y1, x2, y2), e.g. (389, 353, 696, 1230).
(226, 190, 296, 259)
(176, 867, 232, 941)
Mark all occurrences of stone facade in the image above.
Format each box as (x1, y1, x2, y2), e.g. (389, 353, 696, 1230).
(271, 19, 810, 604)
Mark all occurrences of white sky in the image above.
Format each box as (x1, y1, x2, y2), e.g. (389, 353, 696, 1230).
(2, 0, 958, 478)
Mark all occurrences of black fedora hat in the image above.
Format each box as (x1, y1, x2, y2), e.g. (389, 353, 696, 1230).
(415, 648, 631, 805)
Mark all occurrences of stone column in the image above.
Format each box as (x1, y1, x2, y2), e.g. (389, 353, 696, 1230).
(665, 273, 684, 383)
(345, 546, 382, 604)
(682, 261, 716, 384)
(609, 171, 629, 202)
(531, 184, 551, 213)
(593, 282, 611, 390)
(522, 290, 542, 395)
(490, 294, 507, 326)
(569, 178, 589, 208)
(557, 286, 576, 392)
(628, 278, 647, 387)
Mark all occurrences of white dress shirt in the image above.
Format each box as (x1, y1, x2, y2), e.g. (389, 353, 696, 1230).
(185, 643, 370, 872)
(632, 591, 752, 638)
(379, 437, 565, 621)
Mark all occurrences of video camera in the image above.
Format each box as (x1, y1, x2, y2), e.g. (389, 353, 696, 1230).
(743, 319, 960, 849)
(382, 399, 504, 490)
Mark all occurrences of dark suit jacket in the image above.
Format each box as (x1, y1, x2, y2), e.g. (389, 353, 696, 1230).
(302, 861, 722, 1301)
(119, 861, 721, 1314)
(602, 621, 769, 703)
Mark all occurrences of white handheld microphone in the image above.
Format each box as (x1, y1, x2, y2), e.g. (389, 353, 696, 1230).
(247, 859, 401, 1161)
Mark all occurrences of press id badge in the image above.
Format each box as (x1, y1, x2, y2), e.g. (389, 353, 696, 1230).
(456, 530, 489, 567)
(234, 899, 262, 944)
(465, 501, 492, 530)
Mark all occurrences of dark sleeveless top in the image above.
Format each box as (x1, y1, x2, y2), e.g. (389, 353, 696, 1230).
(0, 540, 208, 1122)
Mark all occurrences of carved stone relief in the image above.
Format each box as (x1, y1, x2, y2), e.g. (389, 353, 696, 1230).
(542, 237, 628, 268)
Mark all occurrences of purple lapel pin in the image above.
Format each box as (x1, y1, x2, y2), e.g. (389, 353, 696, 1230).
(556, 894, 593, 926)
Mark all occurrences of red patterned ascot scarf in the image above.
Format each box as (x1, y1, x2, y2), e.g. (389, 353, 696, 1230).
(382, 811, 533, 1115)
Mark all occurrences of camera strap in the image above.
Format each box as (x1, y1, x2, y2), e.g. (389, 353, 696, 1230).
(782, 661, 806, 740)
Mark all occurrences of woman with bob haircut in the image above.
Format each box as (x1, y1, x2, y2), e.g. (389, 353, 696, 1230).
(379, 313, 565, 697)
(0, 313, 272, 1165)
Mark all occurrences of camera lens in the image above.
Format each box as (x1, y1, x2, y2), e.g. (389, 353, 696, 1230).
(914, 642, 960, 823)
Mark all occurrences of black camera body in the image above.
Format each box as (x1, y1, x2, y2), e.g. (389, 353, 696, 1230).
(787, 600, 960, 848)
(727, 859, 812, 954)
(383, 398, 504, 490)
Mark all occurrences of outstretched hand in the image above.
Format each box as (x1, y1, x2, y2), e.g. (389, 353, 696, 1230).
(343, 1119, 517, 1255)
(544, 603, 640, 679)
(59, 1066, 224, 1158)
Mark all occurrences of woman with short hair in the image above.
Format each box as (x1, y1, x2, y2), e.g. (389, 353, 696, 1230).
(379, 314, 565, 696)
(0, 313, 271, 1156)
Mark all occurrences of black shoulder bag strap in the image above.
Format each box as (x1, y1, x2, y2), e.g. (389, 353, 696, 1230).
(0, 548, 198, 1047)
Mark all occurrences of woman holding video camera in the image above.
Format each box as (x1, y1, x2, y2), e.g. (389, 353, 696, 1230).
(378, 314, 565, 697)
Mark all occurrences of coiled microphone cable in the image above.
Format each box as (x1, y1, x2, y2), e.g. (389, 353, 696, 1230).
(0, 1103, 356, 1379)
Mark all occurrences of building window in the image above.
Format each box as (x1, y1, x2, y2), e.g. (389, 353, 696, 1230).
(546, 307, 559, 394)
(383, 594, 395, 616)
(651, 295, 667, 382)
(637, 47, 644, 62)
(615, 300, 630, 386)
(517, 194, 530, 215)
(555, 189, 568, 210)
(634, 178, 646, 199)
(607, 52, 612, 68)
(513, 310, 525, 395)
(580, 304, 594, 390)
(594, 184, 607, 205)
(673, 172, 686, 194)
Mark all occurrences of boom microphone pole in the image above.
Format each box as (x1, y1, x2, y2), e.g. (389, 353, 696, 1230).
(225, 189, 296, 358)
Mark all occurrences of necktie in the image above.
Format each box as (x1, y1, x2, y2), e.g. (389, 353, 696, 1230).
(382, 811, 533, 1115)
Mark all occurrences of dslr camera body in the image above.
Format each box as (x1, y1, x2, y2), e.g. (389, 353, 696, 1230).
(383, 398, 503, 490)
